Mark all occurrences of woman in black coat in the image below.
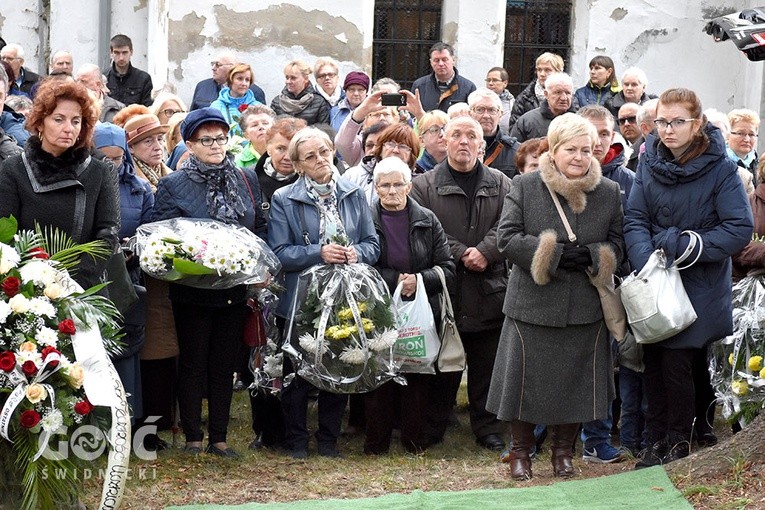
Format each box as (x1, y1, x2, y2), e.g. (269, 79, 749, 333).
(0, 79, 119, 289)
(364, 156, 456, 454)
(270, 60, 330, 126)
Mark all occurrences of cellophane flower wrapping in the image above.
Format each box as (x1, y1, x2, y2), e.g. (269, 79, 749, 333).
(709, 274, 765, 427)
(283, 263, 403, 394)
(248, 288, 284, 395)
(136, 218, 281, 289)
(0, 220, 124, 509)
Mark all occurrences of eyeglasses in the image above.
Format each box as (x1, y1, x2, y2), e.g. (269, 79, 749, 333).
(194, 135, 229, 146)
(730, 131, 759, 139)
(376, 182, 409, 191)
(316, 72, 337, 80)
(618, 115, 637, 125)
(211, 61, 234, 68)
(423, 126, 445, 136)
(654, 118, 695, 130)
(471, 106, 500, 116)
(382, 141, 412, 153)
(298, 146, 333, 165)
(161, 109, 186, 118)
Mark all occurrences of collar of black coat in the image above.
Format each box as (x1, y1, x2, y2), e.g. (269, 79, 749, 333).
(539, 151, 602, 214)
(24, 135, 90, 186)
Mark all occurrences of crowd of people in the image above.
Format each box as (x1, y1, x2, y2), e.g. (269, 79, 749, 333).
(0, 34, 759, 477)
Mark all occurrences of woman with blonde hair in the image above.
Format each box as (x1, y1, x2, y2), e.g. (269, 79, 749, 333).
(150, 91, 187, 126)
(270, 60, 330, 125)
(210, 63, 261, 137)
(726, 108, 760, 185)
(166, 111, 189, 170)
(509, 52, 565, 129)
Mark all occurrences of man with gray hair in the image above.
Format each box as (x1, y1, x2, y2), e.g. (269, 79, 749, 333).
(0, 65, 30, 147)
(49, 50, 74, 75)
(468, 87, 520, 178)
(410, 116, 512, 452)
(76, 63, 125, 122)
(0, 43, 40, 96)
(510, 72, 577, 143)
(635, 98, 659, 164)
(190, 50, 265, 110)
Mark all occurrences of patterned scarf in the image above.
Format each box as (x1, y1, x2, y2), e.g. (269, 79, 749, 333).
(304, 174, 346, 245)
(181, 153, 246, 224)
(133, 157, 167, 192)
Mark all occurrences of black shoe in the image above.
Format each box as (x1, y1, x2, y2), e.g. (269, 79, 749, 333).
(634, 439, 668, 469)
(206, 444, 241, 458)
(477, 434, 506, 452)
(183, 444, 203, 455)
(696, 432, 718, 447)
(318, 444, 342, 458)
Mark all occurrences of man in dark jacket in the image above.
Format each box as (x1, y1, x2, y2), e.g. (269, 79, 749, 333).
(411, 42, 476, 113)
(0, 43, 40, 96)
(190, 51, 266, 110)
(104, 34, 153, 107)
(617, 103, 643, 172)
(410, 116, 512, 452)
(511, 72, 577, 143)
(468, 87, 520, 178)
(76, 63, 125, 123)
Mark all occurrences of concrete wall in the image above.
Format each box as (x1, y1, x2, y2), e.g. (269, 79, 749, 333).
(167, 1, 371, 106)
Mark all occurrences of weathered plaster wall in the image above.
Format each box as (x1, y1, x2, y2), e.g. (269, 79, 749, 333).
(167, 1, 371, 106)
(570, 0, 764, 114)
(0, 2, 44, 74)
(442, 0, 506, 88)
(48, 0, 102, 73)
(111, 0, 150, 70)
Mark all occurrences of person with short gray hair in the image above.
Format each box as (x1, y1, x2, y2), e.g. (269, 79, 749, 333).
(0, 42, 40, 96)
(511, 72, 577, 143)
(468, 87, 520, 177)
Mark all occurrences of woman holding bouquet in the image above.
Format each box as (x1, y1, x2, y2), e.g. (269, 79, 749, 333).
(268, 127, 379, 458)
(152, 107, 267, 458)
(486, 113, 624, 480)
(364, 156, 455, 454)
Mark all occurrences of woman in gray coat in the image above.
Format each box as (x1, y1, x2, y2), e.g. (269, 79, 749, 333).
(487, 113, 624, 480)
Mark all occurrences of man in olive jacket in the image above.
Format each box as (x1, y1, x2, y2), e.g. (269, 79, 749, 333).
(410, 116, 513, 451)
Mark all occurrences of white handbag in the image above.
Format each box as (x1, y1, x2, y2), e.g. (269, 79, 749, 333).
(620, 230, 702, 344)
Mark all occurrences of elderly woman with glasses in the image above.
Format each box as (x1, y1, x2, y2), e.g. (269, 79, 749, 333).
(725, 108, 760, 184)
(363, 156, 455, 455)
(268, 127, 379, 458)
(152, 107, 267, 459)
(123, 112, 171, 193)
(344, 123, 420, 205)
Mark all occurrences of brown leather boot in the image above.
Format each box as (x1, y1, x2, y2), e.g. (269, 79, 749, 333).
(551, 423, 579, 478)
(507, 420, 535, 480)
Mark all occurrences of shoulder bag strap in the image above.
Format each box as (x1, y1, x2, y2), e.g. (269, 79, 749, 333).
(239, 169, 257, 208)
(433, 265, 454, 321)
(483, 142, 504, 167)
(545, 182, 577, 243)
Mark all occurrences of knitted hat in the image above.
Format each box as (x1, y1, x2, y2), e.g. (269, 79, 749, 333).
(343, 71, 370, 92)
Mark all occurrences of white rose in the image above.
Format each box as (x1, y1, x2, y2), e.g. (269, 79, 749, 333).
(44, 283, 64, 300)
(8, 294, 30, 314)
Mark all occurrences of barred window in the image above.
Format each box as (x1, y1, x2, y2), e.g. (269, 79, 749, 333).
(373, 0, 442, 90)
(503, 1, 573, 95)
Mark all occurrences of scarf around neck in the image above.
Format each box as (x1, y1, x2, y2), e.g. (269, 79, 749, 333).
(181, 153, 246, 223)
(278, 88, 314, 115)
(263, 157, 294, 181)
(304, 174, 346, 245)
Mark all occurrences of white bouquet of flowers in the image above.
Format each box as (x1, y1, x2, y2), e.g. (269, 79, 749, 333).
(136, 218, 280, 289)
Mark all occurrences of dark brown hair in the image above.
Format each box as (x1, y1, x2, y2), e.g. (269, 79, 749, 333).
(372, 123, 421, 168)
(26, 80, 98, 150)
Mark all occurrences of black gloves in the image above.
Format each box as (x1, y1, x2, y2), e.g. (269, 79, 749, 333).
(558, 243, 592, 272)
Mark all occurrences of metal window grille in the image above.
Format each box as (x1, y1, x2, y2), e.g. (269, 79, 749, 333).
(503, 1, 573, 96)
(373, 0, 442, 90)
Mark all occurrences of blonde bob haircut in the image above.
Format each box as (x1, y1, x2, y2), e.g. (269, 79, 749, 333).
(536, 52, 565, 72)
(418, 110, 449, 135)
(547, 112, 598, 155)
(284, 60, 312, 77)
(728, 108, 760, 129)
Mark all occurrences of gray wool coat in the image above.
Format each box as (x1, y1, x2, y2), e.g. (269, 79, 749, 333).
(486, 153, 624, 424)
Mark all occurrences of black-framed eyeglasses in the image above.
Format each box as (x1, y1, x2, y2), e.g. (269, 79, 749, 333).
(194, 135, 229, 147)
(618, 116, 637, 125)
(654, 118, 695, 130)
(316, 72, 337, 80)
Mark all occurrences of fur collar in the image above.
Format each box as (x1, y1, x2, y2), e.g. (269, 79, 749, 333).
(24, 136, 90, 186)
(539, 152, 602, 214)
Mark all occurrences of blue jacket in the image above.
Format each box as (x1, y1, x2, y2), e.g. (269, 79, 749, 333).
(210, 87, 261, 137)
(267, 177, 380, 318)
(623, 124, 753, 349)
(600, 142, 635, 211)
(574, 81, 619, 108)
(1, 106, 29, 146)
(330, 97, 353, 132)
(190, 78, 266, 111)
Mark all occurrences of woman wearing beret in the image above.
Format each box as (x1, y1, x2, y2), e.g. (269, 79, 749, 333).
(152, 107, 267, 458)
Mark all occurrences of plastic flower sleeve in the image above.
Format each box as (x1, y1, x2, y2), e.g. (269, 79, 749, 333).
(282, 263, 404, 394)
(708, 274, 765, 427)
(248, 288, 284, 395)
(135, 218, 281, 289)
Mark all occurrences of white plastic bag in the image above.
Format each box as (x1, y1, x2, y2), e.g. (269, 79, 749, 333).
(392, 274, 440, 374)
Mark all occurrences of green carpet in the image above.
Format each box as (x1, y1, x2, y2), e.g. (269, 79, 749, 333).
(165, 466, 692, 509)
